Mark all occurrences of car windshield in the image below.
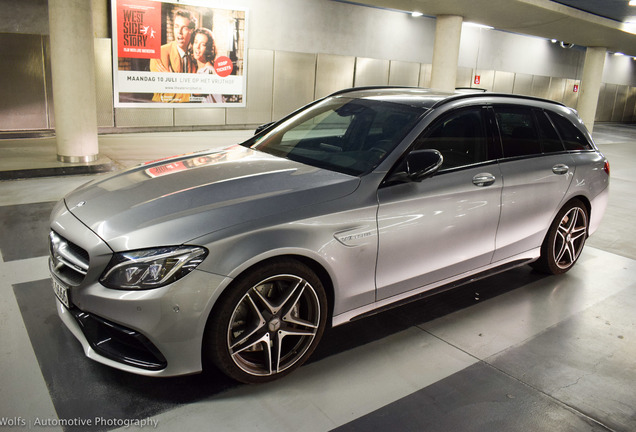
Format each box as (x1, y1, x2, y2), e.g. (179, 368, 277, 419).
(242, 96, 425, 176)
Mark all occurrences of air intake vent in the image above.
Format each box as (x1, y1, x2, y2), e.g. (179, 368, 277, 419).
(49, 231, 89, 285)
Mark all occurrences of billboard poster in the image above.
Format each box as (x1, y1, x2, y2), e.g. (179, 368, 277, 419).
(112, 0, 247, 107)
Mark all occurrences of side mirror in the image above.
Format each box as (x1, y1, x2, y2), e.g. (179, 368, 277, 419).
(254, 122, 275, 135)
(405, 149, 443, 182)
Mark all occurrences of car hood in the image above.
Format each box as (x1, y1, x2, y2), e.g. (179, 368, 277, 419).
(64, 145, 360, 251)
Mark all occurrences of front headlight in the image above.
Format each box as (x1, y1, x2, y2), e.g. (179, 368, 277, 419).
(100, 246, 208, 290)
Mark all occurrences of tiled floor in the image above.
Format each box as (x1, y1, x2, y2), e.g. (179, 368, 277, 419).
(0, 125, 634, 431)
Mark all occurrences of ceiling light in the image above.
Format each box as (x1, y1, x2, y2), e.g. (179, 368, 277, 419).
(411, 11, 423, 17)
(551, 39, 558, 43)
(614, 52, 625, 56)
(630, 0, 636, 6)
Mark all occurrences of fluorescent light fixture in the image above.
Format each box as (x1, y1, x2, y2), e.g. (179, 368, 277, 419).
(463, 22, 494, 30)
(551, 39, 558, 43)
(630, 0, 636, 6)
(614, 52, 625, 56)
(411, 11, 423, 17)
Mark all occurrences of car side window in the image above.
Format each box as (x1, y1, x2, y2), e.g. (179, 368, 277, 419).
(412, 107, 489, 170)
(547, 112, 593, 151)
(494, 106, 542, 158)
(535, 110, 565, 153)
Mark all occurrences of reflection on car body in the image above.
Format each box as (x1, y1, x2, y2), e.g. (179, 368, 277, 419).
(49, 87, 609, 383)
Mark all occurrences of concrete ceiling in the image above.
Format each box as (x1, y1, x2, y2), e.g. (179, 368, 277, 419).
(343, 0, 636, 57)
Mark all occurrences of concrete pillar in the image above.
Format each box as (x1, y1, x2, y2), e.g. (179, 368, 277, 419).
(48, 0, 99, 163)
(577, 47, 606, 132)
(430, 15, 463, 92)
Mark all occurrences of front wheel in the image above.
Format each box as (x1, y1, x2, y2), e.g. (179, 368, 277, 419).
(532, 199, 589, 275)
(205, 259, 328, 383)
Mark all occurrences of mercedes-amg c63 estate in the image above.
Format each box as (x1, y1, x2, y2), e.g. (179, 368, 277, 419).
(49, 87, 609, 383)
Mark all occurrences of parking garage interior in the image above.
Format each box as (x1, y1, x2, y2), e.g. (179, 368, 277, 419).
(1, 0, 635, 431)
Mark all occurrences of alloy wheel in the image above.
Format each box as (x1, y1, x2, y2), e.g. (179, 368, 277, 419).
(227, 274, 321, 377)
(553, 206, 587, 270)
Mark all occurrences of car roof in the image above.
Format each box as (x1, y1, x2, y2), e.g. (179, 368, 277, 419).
(329, 86, 566, 110)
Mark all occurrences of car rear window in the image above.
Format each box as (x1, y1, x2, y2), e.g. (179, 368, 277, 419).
(547, 112, 593, 151)
(535, 110, 565, 153)
(494, 106, 542, 158)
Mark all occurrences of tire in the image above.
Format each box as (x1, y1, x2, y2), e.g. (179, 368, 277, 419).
(205, 258, 328, 384)
(531, 199, 589, 275)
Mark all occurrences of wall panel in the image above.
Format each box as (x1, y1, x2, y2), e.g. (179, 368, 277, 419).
(315, 54, 355, 98)
(115, 108, 173, 127)
(174, 108, 226, 126)
(388, 61, 420, 86)
(531, 75, 550, 99)
(612, 85, 628, 122)
(562, 79, 580, 108)
(473, 70, 494, 91)
(547, 77, 566, 103)
(622, 86, 636, 122)
(0, 34, 48, 130)
(272, 51, 316, 121)
(493, 71, 515, 93)
(513, 73, 533, 96)
(456, 67, 473, 88)
(354, 57, 389, 87)
(44, 37, 54, 129)
(419, 64, 432, 88)
(227, 49, 275, 125)
(598, 84, 617, 122)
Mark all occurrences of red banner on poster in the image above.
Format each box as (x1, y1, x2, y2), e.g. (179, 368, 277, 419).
(117, 0, 161, 59)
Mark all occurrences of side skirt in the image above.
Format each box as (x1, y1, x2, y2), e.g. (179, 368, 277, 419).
(333, 257, 536, 326)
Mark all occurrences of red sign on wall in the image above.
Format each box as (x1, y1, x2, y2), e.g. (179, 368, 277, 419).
(474, 75, 481, 85)
(573, 84, 579, 93)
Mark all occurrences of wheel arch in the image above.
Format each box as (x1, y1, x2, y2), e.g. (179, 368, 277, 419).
(222, 254, 336, 322)
(200, 253, 336, 362)
(563, 194, 591, 235)
(200, 253, 335, 380)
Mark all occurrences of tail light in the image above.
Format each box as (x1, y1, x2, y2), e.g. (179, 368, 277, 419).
(603, 160, 610, 176)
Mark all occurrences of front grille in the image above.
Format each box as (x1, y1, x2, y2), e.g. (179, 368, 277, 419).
(49, 231, 89, 286)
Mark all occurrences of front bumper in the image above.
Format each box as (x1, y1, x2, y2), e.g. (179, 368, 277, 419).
(50, 199, 233, 377)
(55, 268, 231, 377)
(67, 305, 167, 371)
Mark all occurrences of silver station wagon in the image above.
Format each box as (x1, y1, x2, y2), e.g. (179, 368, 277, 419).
(49, 88, 609, 383)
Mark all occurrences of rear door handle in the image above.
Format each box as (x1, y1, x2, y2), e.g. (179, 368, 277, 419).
(472, 173, 496, 187)
(552, 164, 570, 175)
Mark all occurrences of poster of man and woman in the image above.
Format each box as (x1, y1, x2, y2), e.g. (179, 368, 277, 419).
(112, 0, 247, 107)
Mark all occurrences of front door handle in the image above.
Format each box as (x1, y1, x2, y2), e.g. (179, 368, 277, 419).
(472, 173, 496, 187)
(552, 164, 570, 175)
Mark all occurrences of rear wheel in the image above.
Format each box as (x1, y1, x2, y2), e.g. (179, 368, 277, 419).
(205, 259, 327, 383)
(532, 199, 588, 275)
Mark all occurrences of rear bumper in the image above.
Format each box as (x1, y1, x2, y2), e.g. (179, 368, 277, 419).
(589, 185, 609, 237)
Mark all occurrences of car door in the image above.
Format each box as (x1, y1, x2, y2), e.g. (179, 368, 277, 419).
(491, 106, 575, 262)
(376, 106, 503, 300)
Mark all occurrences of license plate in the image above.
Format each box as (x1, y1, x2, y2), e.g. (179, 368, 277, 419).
(52, 279, 70, 308)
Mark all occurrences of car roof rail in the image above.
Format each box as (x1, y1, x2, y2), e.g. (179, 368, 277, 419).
(327, 86, 422, 97)
(430, 91, 567, 109)
(325, 86, 566, 110)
